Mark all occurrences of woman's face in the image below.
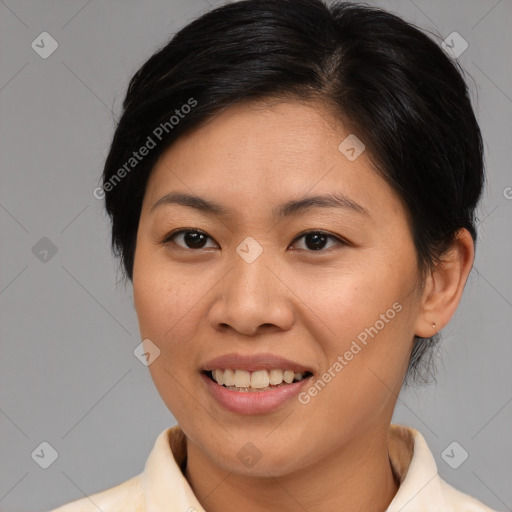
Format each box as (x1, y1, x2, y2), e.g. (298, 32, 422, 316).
(133, 99, 425, 476)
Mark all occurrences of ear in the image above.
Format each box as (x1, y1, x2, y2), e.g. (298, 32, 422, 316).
(414, 228, 475, 338)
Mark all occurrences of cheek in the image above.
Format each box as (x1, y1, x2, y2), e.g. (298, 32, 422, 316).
(133, 252, 205, 417)
(295, 256, 415, 342)
(294, 256, 417, 398)
(133, 268, 173, 340)
(134, 242, 193, 335)
(132, 249, 201, 376)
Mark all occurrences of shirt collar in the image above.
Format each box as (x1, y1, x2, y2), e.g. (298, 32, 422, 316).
(386, 424, 446, 511)
(142, 423, 446, 511)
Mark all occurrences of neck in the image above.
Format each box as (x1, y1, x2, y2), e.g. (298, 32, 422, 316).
(184, 423, 399, 512)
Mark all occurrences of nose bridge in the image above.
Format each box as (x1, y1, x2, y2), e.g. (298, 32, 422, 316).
(209, 237, 294, 335)
(228, 239, 277, 307)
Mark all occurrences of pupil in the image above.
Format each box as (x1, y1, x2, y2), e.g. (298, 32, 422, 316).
(306, 233, 326, 250)
(185, 232, 206, 248)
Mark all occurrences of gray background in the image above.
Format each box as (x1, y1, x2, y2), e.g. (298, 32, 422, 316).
(0, 0, 511, 510)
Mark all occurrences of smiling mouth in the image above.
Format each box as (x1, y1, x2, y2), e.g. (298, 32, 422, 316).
(204, 368, 313, 392)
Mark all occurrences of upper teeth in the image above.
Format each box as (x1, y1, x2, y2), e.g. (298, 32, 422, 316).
(211, 369, 307, 388)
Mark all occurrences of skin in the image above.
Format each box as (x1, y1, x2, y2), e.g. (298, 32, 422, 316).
(132, 98, 474, 512)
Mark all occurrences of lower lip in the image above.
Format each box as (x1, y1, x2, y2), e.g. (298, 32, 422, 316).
(201, 373, 310, 415)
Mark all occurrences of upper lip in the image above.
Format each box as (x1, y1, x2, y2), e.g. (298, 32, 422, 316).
(202, 353, 314, 374)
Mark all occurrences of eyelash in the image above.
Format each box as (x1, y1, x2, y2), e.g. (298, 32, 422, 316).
(161, 229, 348, 253)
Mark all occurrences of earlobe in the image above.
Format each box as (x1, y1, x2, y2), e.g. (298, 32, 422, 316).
(414, 228, 475, 338)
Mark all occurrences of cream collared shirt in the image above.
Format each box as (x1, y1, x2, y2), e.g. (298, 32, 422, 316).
(51, 424, 498, 511)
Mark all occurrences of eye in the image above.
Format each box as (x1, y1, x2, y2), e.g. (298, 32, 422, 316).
(162, 228, 346, 252)
(162, 229, 218, 250)
(290, 230, 346, 252)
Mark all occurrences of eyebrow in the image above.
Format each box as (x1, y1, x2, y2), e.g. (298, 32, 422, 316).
(150, 191, 369, 218)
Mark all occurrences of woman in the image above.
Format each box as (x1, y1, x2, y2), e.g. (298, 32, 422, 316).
(52, 0, 499, 510)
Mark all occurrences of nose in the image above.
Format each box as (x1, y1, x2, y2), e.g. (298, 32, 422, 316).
(207, 249, 295, 337)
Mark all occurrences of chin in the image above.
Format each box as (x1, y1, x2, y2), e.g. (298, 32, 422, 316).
(214, 434, 312, 477)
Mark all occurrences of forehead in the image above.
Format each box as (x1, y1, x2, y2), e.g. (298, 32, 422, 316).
(142, 99, 399, 221)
